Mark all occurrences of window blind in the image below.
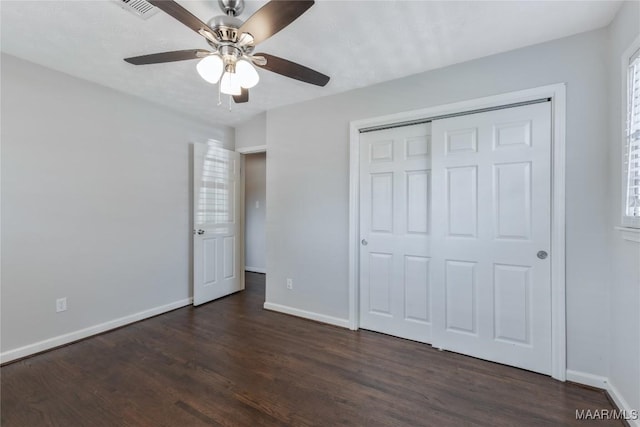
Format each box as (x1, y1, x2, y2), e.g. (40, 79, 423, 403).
(625, 47, 640, 219)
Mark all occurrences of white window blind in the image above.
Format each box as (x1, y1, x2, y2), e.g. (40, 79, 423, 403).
(625, 47, 640, 222)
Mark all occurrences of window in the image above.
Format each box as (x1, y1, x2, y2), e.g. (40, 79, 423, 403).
(623, 44, 640, 227)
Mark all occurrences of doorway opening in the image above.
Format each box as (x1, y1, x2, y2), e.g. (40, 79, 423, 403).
(243, 152, 266, 274)
(238, 145, 267, 304)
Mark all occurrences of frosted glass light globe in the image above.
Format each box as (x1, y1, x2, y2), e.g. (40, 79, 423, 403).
(196, 55, 223, 84)
(235, 59, 259, 89)
(220, 72, 242, 95)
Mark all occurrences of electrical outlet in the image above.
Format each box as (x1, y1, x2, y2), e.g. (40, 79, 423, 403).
(286, 278, 293, 290)
(56, 297, 67, 313)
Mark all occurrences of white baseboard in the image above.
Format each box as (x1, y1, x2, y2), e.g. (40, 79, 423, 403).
(566, 369, 608, 389)
(263, 302, 350, 329)
(1, 298, 193, 364)
(607, 381, 640, 427)
(245, 266, 266, 274)
(567, 371, 639, 426)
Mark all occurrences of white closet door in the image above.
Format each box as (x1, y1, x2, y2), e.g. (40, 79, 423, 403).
(359, 123, 432, 343)
(193, 143, 242, 306)
(430, 102, 552, 374)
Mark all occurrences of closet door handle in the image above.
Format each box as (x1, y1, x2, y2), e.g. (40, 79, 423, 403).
(361, 239, 368, 246)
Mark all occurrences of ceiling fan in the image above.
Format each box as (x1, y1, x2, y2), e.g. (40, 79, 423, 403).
(124, 0, 330, 104)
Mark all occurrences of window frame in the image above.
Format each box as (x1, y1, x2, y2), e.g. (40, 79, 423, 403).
(621, 36, 640, 229)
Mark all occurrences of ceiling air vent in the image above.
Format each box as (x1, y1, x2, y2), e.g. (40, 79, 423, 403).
(115, 0, 159, 20)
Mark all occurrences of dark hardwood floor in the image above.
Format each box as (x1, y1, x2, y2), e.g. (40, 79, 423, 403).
(2, 272, 620, 426)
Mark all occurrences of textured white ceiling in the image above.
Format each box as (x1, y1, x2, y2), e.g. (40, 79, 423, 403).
(1, 0, 622, 127)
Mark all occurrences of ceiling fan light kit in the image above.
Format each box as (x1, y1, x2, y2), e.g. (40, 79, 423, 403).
(124, 0, 330, 105)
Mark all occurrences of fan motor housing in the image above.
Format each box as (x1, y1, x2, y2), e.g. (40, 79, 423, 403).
(208, 15, 243, 43)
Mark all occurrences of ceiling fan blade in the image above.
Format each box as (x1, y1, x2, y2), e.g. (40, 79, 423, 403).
(255, 53, 329, 87)
(239, 0, 314, 45)
(124, 49, 211, 65)
(233, 88, 249, 103)
(148, 0, 216, 42)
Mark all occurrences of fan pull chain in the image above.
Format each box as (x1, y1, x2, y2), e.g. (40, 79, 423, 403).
(228, 94, 232, 111)
(217, 82, 222, 106)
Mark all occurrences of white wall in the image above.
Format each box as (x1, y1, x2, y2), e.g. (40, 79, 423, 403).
(607, 0, 640, 417)
(235, 112, 266, 150)
(244, 153, 266, 272)
(0, 54, 234, 358)
(265, 29, 612, 378)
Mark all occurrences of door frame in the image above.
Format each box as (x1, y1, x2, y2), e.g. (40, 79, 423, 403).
(347, 84, 567, 381)
(236, 144, 268, 289)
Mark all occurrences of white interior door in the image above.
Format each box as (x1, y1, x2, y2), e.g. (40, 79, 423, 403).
(430, 102, 552, 374)
(193, 143, 242, 306)
(359, 123, 432, 343)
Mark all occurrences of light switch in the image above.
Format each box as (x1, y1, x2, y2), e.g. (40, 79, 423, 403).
(255, 200, 260, 209)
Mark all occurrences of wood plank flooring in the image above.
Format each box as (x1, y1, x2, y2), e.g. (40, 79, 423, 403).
(2, 273, 621, 426)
